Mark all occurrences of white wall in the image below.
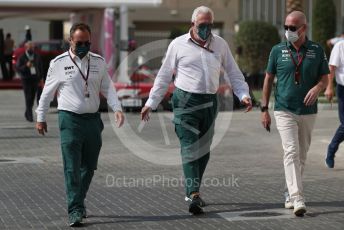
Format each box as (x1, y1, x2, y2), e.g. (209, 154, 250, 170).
(0, 18, 49, 47)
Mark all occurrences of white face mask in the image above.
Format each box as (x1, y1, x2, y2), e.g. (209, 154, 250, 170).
(285, 30, 300, 43)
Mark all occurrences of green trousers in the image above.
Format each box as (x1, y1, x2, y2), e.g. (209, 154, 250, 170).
(58, 110, 103, 214)
(172, 88, 218, 197)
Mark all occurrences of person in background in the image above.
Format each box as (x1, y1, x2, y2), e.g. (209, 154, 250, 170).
(327, 32, 344, 49)
(16, 41, 43, 122)
(0, 28, 9, 80)
(4, 33, 15, 80)
(324, 40, 344, 168)
(25, 25, 32, 43)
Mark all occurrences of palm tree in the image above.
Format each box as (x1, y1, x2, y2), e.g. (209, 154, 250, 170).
(286, 0, 303, 14)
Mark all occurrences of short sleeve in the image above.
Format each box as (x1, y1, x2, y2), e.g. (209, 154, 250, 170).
(329, 42, 343, 67)
(318, 48, 330, 76)
(266, 47, 277, 74)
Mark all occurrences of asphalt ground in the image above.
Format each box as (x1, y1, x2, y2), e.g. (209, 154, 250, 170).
(0, 89, 343, 230)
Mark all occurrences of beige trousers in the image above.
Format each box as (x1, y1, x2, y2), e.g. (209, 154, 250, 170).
(274, 111, 316, 203)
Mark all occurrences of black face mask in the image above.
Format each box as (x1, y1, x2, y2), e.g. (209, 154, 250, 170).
(74, 41, 91, 59)
(27, 49, 34, 55)
(197, 23, 213, 41)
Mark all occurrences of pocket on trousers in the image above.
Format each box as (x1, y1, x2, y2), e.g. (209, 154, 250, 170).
(99, 118, 104, 132)
(58, 113, 65, 130)
(174, 123, 184, 140)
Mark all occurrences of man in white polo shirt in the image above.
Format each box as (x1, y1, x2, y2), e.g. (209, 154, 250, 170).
(325, 40, 344, 168)
(35, 23, 124, 227)
(141, 6, 252, 215)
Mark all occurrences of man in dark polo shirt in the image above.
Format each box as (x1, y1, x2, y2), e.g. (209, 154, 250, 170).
(261, 11, 329, 217)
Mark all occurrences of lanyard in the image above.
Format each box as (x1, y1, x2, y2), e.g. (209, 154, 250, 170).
(26, 51, 34, 61)
(189, 37, 214, 53)
(68, 51, 90, 86)
(286, 43, 304, 84)
(68, 51, 90, 97)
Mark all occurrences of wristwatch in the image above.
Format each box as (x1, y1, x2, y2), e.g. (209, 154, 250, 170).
(260, 105, 269, 112)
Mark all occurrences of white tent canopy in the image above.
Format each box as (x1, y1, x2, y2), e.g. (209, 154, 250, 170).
(0, 0, 161, 8)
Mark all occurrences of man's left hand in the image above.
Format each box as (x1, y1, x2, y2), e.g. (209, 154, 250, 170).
(241, 97, 252, 112)
(304, 86, 321, 106)
(324, 86, 334, 102)
(114, 111, 125, 128)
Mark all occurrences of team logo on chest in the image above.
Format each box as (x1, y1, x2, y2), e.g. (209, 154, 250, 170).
(305, 49, 316, 59)
(281, 49, 290, 61)
(64, 65, 76, 77)
(64, 66, 74, 70)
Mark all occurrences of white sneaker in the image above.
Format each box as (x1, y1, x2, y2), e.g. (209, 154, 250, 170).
(284, 192, 293, 209)
(293, 200, 306, 216)
(284, 198, 294, 209)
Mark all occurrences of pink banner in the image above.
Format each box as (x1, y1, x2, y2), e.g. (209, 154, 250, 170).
(104, 8, 115, 79)
(70, 9, 115, 79)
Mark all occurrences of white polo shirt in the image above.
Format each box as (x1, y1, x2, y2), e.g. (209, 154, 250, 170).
(145, 32, 249, 110)
(329, 40, 344, 86)
(36, 50, 122, 122)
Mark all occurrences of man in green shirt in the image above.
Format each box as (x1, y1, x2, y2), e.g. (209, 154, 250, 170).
(261, 11, 329, 217)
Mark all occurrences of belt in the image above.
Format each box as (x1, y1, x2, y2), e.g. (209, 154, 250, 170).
(58, 110, 100, 119)
(175, 87, 217, 99)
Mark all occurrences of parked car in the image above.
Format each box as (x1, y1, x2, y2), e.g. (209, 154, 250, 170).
(100, 65, 238, 112)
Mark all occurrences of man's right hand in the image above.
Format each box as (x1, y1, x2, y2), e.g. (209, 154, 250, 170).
(261, 111, 271, 130)
(26, 61, 32, 68)
(140, 106, 152, 122)
(36, 122, 48, 136)
(324, 86, 334, 102)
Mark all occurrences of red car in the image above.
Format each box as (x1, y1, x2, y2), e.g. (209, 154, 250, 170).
(12, 40, 69, 75)
(97, 65, 175, 111)
(112, 81, 175, 112)
(111, 81, 234, 112)
(103, 65, 234, 112)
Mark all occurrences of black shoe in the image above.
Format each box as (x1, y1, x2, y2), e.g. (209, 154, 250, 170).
(198, 196, 206, 207)
(325, 153, 335, 168)
(24, 111, 33, 122)
(69, 211, 83, 227)
(188, 195, 204, 215)
(81, 208, 87, 218)
(185, 196, 206, 207)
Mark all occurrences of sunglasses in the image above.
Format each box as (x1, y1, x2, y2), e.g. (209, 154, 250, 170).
(284, 25, 303, 32)
(75, 41, 91, 47)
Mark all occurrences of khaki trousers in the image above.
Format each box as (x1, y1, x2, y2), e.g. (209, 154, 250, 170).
(274, 111, 316, 202)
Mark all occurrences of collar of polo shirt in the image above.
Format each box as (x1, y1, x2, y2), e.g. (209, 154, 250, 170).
(287, 37, 311, 50)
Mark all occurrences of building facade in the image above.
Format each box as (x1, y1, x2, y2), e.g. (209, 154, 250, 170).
(240, 0, 344, 39)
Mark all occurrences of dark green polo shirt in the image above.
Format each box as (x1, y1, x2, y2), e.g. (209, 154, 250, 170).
(266, 40, 329, 115)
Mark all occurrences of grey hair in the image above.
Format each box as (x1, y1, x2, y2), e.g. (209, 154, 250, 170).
(191, 6, 214, 23)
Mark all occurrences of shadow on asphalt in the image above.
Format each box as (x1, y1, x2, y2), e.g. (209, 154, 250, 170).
(79, 200, 344, 226)
(82, 214, 200, 226)
(0, 135, 58, 139)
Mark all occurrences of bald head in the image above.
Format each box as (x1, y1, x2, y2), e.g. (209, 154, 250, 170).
(286, 11, 307, 26)
(284, 11, 307, 44)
